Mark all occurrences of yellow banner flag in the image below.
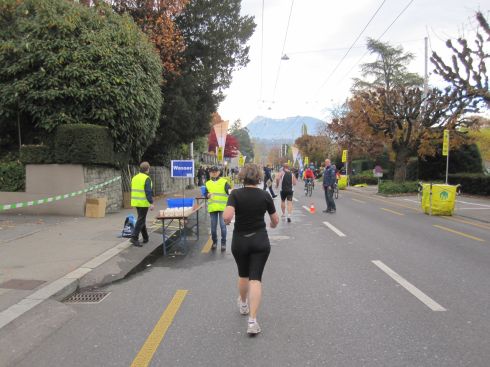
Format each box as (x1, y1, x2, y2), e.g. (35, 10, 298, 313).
(238, 154, 244, 167)
(217, 146, 224, 162)
(304, 156, 309, 165)
(442, 130, 449, 156)
(342, 150, 348, 163)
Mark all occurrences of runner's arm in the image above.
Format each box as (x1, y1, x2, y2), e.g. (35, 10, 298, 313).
(223, 206, 234, 225)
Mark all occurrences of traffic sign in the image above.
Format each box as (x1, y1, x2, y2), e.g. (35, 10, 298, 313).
(342, 150, 348, 163)
(442, 130, 449, 156)
(171, 160, 194, 178)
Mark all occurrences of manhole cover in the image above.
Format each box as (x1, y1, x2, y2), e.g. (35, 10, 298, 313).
(64, 290, 111, 304)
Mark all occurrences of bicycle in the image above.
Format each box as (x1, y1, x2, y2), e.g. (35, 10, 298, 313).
(304, 179, 314, 197)
(333, 182, 339, 199)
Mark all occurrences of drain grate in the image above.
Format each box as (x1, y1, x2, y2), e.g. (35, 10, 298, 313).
(64, 290, 111, 304)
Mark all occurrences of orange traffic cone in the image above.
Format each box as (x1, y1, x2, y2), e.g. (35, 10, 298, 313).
(310, 203, 315, 214)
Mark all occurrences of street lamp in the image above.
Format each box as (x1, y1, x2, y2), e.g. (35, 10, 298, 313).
(281, 54, 290, 60)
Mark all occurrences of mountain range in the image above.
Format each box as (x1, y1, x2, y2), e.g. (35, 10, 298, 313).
(245, 116, 324, 142)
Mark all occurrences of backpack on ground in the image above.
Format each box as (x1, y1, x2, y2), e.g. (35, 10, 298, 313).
(121, 214, 136, 238)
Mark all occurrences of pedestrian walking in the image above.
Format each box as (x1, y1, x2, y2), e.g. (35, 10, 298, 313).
(323, 158, 337, 213)
(130, 162, 154, 247)
(223, 164, 279, 335)
(263, 164, 277, 198)
(275, 162, 297, 222)
(197, 166, 204, 187)
(205, 166, 230, 251)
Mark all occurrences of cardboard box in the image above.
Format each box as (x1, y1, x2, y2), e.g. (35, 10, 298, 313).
(85, 197, 107, 218)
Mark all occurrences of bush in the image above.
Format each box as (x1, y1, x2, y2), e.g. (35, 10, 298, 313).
(419, 144, 483, 180)
(448, 173, 490, 196)
(350, 175, 379, 185)
(54, 124, 115, 165)
(378, 180, 418, 195)
(0, 0, 162, 159)
(351, 159, 374, 173)
(20, 145, 53, 164)
(0, 161, 25, 192)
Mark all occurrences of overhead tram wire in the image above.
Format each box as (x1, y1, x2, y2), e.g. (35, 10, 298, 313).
(271, 0, 295, 104)
(312, 0, 387, 97)
(333, 0, 416, 92)
(259, 0, 265, 103)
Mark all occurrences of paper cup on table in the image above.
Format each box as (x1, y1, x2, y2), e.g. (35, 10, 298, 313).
(159, 210, 164, 216)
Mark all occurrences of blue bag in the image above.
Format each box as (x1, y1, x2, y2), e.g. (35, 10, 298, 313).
(121, 214, 136, 238)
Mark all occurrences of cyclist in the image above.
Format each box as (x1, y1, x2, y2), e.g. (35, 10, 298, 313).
(303, 166, 315, 193)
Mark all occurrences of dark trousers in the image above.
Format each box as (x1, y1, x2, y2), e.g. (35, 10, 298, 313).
(132, 207, 149, 241)
(324, 187, 336, 211)
(263, 181, 276, 196)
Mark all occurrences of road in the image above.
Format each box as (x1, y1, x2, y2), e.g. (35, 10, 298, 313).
(12, 185, 490, 367)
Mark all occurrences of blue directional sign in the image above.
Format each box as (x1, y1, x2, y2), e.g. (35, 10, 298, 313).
(171, 160, 195, 178)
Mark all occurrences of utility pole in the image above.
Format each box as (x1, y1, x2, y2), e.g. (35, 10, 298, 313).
(423, 37, 429, 97)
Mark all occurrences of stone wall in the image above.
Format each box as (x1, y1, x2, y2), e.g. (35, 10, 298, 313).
(84, 166, 122, 213)
(149, 166, 185, 196)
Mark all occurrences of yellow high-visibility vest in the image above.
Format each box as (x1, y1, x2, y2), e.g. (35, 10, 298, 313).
(131, 173, 152, 207)
(205, 178, 228, 213)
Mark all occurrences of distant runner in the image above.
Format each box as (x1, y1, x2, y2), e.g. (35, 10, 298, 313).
(275, 162, 297, 223)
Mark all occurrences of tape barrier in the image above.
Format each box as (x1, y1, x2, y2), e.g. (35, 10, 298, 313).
(0, 176, 121, 212)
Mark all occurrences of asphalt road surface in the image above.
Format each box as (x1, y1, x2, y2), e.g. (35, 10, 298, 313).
(12, 185, 490, 367)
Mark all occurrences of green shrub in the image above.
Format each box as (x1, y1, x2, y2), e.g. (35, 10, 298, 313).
(378, 180, 418, 195)
(448, 173, 490, 196)
(0, 161, 25, 192)
(351, 159, 374, 173)
(20, 145, 53, 164)
(350, 175, 379, 185)
(54, 124, 115, 165)
(0, 0, 162, 159)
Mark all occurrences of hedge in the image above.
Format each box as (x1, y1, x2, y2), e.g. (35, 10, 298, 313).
(378, 180, 419, 195)
(20, 145, 53, 164)
(0, 161, 25, 192)
(448, 173, 490, 196)
(54, 124, 115, 165)
(350, 175, 379, 186)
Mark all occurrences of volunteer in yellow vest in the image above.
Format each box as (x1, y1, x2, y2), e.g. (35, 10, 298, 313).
(130, 161, 154, 247)
(205, 166, 231, 251)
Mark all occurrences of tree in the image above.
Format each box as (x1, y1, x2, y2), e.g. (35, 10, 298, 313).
(431, 12, 489, 106)
(294, 134, 335, 167)
(0, 0, 162, 159)
(353, 38, 423, 92)
(110, 0, 188, 77)
(143, 0, 255, 160)
(229, 119, 254, 162)
(355, 86, 481, 182)
(208, 130, 239, 158)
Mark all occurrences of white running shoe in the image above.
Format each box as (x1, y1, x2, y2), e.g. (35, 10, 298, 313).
(237, 297, 249, 315)
(247, 321, 261, 335)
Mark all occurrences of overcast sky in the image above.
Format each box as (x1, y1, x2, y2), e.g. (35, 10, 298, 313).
(217, 0, 488, 126)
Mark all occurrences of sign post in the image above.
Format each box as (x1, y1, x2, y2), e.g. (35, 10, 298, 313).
(442, 130, 449, 184)
(342, 149, 348, 186)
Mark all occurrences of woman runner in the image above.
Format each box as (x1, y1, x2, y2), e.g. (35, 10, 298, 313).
(224, 164, 279, 335)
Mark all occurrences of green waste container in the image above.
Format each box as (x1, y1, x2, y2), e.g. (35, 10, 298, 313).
(421, 184, 457, 216)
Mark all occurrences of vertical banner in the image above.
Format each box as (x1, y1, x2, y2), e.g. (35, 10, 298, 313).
(217, 146, 224, 162)
(304, 156, 309, 166)
(342, 150, 348, 163)
(442, 130, 449, 156)
(238, 154, 245, 167)
(213, 121, 229, 149)
(291, 146, 300, 164)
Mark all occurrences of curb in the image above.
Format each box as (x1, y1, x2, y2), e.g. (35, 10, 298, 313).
(0, 238, 132, 330)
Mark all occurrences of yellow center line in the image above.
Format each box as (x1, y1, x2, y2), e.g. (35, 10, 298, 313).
(441, 216, 490, 231)
(131, 290, 188, 367)
(351, 198, 366, 204)
(201, 236, 213, 253)
(381, 207, 405, 216)
(433, 225, 485, 242)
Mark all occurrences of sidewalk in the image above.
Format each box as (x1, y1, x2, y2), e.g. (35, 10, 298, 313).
(0, 188, 201, 330)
